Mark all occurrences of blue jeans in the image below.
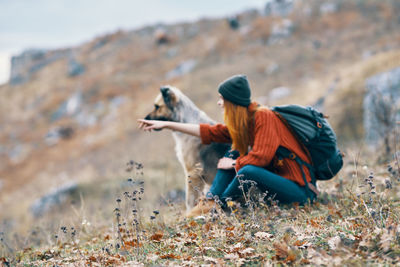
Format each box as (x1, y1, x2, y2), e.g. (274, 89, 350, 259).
(207, 150, 315, 205)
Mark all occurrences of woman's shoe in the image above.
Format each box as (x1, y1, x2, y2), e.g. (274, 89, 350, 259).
(186, 199, 217, 218)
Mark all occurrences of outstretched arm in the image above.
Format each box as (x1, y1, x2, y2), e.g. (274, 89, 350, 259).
(137, 119, 200, 137)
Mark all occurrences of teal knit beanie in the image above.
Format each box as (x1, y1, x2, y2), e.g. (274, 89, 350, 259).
(218, 74, 251, 107)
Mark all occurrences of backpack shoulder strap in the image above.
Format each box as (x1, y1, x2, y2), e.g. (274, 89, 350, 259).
(272, 110, 313, 163)
(276, 146, 319, 198)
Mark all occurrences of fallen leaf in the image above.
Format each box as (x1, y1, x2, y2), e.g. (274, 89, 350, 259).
(226, 226, 235, 231)
(188, 232, 197, 239)
(300, 258, 310, 264)
(150, 232, 163, 242)
(88, 255, 97, 262)
(285, 251, 297, 263)
(273, 242, 288, 259)
(160, 253, 181, 259)
(203, 222, 212, 232)
(189, 220, 198, 228)
(293, 240, 306, 246)
(124, 240, 140, 247)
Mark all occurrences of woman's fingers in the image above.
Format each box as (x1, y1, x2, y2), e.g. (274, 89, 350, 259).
(137, 119, 153, 130)
(137, 119, 165, 132)
(137, 119, 145, 129)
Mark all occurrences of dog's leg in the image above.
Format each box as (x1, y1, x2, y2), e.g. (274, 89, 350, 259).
(186, 171, 205, 211)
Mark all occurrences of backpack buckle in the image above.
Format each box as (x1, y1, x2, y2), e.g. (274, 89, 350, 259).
(317, 122, 322, 128)
(289, 153, 296, 159)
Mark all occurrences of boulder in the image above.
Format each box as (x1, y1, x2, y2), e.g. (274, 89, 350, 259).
(10, 49, 70, 85)
(10, 49, 46, 85)
(51, 91, 83, 121)
(268, 19, 294, 44)
(30, 182, 78, 217)
(45, 126, 74, 146)
(264, 0, 295, 17)
(363, 67, 400, 150)
(319, 2, 339, 15)
(68, 58, 85, 77)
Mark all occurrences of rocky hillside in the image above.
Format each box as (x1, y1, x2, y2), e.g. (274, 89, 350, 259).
(0, 0, 399, 232)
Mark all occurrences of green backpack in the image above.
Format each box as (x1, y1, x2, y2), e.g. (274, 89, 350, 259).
(271, 105, 343, 185)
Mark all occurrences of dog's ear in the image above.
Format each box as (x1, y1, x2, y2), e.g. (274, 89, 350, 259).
(160, 86, 177, 108)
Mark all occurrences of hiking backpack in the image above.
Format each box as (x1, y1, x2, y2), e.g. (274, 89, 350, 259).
(271, 105, 343, 183)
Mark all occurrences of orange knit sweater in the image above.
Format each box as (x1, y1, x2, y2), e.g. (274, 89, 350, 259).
(199, 102, 312, 186)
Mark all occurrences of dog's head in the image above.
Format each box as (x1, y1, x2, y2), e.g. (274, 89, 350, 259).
(144, 86, 180, 123)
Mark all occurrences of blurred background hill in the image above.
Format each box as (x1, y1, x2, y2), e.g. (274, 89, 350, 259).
(0, 0, 399, 243)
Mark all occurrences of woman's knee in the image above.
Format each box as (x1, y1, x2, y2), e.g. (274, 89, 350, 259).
(237, 165, 261, 177)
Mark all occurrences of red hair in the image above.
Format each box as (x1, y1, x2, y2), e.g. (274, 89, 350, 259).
(224, 100, 257, 156)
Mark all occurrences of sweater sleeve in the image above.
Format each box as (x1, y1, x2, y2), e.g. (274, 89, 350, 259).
(235, 110, 280, 171)
(199, 123, 232, 144)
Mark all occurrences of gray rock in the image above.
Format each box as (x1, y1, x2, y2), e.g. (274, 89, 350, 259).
(10, 49, 70, 86)
(68, 58, 85, 77)
(319, 2, 339, 15)
(92, 36, 109, 50)
(268, 19, 294, 44)
(364, 67, 400, 148)
(75, 109, 99, 127)
(8, 144, 23, 162)
(30, 182, 78, 217)
(51, 91, 83, 122)
(75, 100, 111, 127)
(264, 0, 295, 17)
(109, 96, 126, 109)
(165, 59, 197, 80)
(66, 91, 83, 115)
(186, 24, 199, 38)
(10, 49, 46, 85)
(7, 143, 31, 164)
(45, 126, 74, 146)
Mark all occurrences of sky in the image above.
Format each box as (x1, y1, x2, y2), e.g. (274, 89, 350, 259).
(0, 0, 266, 85)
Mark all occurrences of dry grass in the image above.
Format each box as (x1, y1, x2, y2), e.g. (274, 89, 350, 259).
(1, 151, 399, 266)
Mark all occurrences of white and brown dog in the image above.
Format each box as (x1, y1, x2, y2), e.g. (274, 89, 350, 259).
(145, 86, 229, 211)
